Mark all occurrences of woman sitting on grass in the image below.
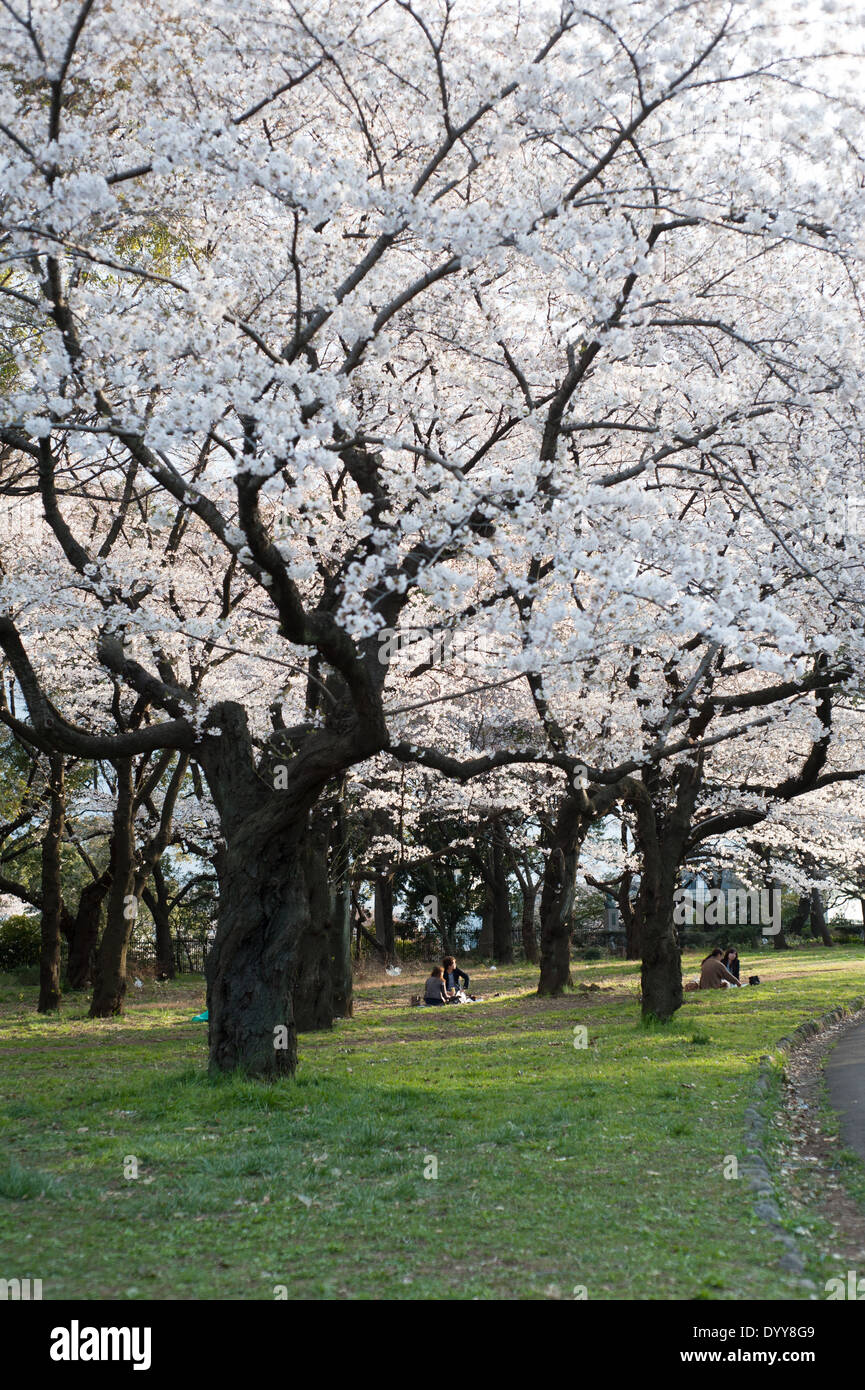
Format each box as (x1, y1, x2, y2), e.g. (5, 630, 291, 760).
(721, 947, 741, 981)
(424, 965, 449, 1006)
(443, 955, 470, 998)
(699, 948, 742, 989)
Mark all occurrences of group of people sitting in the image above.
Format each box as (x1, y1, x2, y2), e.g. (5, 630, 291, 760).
(699, 947, 748, 989)
(424, 956, 473, 1005)
(424, 947, 752, 1002)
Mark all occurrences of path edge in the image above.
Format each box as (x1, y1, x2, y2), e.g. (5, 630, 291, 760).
(741, 994, 865, 1283)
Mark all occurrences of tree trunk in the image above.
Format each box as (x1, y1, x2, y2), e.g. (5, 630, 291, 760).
(520, 882, 539, 963)
(809, 886, 833, 947)
(38, 753, 65, 1013)
(329, 795, 353, 1019)
(200, 697, 386, 1077)
(66, 865, 112, 989)
(478, 876, 494, 956)
(142, 862, 175, 980)
(427, 867, 454, 957)
(638, 841, 683, 1021)
(206, 806, 316, 1076)
(90, 759, 137, 1018)
(351, 887, 364, 961)
(293, 822, 334, 1032)
(491, 822, 514, 964)
(134, 751, 189, 981)
(788, 892, 810, 938)
(620, 871, 639, 959)
(374, 866, 396, 964)
(69, 875, 112, 989)
(628, 763, 703, 1022)
(330, 873, 353, 1019)
(770, 876, 790, 950)
(538, 797, 586, 995)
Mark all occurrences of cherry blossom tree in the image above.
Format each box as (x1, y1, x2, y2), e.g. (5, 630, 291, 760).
(1, 0, 863, 1068)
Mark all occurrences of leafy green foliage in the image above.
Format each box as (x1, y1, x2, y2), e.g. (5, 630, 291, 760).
(0, 914, 40, 970)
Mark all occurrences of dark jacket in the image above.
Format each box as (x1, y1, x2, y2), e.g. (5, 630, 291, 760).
(444, 966, 469, 993)
(723, 955, 741, 980)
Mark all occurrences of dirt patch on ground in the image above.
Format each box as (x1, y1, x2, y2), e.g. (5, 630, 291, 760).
(776, 1012, 865, 1267)
(300, 988, 635, 1051)
(350, 985, 630, 1019)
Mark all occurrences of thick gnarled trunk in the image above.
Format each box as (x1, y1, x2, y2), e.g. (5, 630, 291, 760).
(629, 767, 702, 1022)
(637, 845, 683, 1021)
(206, 808, 314, 1075)
(200, 699, 385, 1076)
(66, 867, 112, 990)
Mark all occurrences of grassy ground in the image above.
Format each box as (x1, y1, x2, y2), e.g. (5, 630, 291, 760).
(0, 945, 862, 1300)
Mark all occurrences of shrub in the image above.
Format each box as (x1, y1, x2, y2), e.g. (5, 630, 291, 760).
(678, 930, 714, 951)
(581, 947, 603, 961)
(0, 914, 40, 971)
(721, 926, 763, 949)
(681, 926, 762, 951)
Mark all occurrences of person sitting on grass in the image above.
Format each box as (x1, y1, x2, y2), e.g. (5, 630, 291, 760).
(699, 948, 742, 989)
(443, 955, 470, 999)
(721, 947, 741, 981)
(424, 965, 449, 1006)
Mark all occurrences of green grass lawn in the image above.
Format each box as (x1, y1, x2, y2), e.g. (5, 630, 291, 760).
(0, 946, 862, 1300)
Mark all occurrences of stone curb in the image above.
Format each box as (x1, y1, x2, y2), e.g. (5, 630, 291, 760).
(742, 996, 865, 1282)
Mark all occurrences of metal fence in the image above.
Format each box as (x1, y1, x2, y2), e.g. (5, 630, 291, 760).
(127, 936, 211, 975)
(172, 937, 210, 974)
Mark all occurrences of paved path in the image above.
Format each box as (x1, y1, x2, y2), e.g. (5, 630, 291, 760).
(825, 1013, 865, 1160)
